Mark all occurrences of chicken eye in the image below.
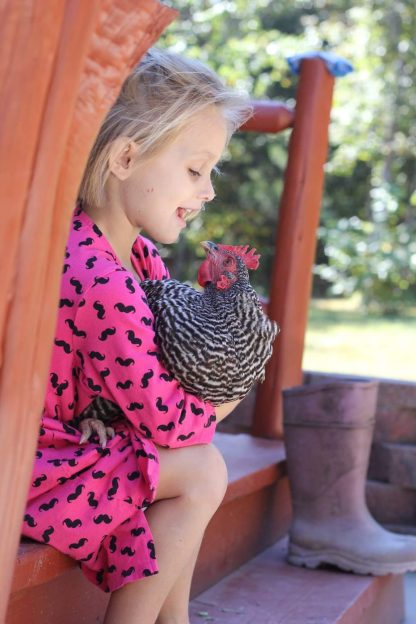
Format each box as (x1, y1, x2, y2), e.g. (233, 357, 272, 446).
(224, 257, 234, 267)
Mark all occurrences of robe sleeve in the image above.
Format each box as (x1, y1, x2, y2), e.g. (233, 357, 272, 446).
(73, 268, 217, 448)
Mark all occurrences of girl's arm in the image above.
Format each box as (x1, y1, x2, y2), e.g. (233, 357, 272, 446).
(74, 269, 218, 449)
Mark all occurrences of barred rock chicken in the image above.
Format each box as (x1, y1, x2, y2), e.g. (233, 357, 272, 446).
(78, 241, 279, 445)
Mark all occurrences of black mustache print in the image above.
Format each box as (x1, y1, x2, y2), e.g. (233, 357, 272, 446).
(114, 302, 136, 314)
(99, 327, 116, 341)
(70, 277, 83, 294)
(42, 526, 55, 543)
(36, 450, 43, 459)
(96, 569, 105, 584)
(93, 514, 113, 524)
(24, 514, 37, 527)
(62, 263, 70, 274)
(100, 367, 110, 378)
(143, 569, 154, 577)
(93, 276, 110, 287)
(67, 484, 85, 503)
(117, 380, 133, 390)
(92, 470, 106, 479)
(127, 401, 143, 411)
(59, 298, 74, 308)
(92, 224, 102, 237)
(65, 249, 71, 259)
(57, 476, 68, 485)
(85, 255, 97, 269)
(87, 377, 102, 392)
(140, 370, 154, 388)
(87, 492, 99, 508)
(80, 552, 94, 562)
(109, 535, 117, 553)
(89, 350, 106, 361)
(190, 403, 204, 416)
(93, 301, 106, 320)
(147, 350, 161, 360)
(67, 458, 78, 467)
(157, 421, 175, 432)
(97, 447, 111, 457)
(107, 477, 120, 499)
(204, 414, 216, 428)
(131, 527, 145, 537)
(115, 356, 135, 367)
(139, 423, 152, 438)
(108, 564, 117, 573)
(125, 329, 142, 346)
(69, 537, 88, 549)
(55, 339, 72, 354)
(50, 373, 69, 396)
(76, 349, 85, 366)
(119, 442, 132, 453)
(39, 497, 59, 512)
(141, 316, 152, 326)
(121, 546, 136, 557)
(63, 518, 82, 528)
(125, 277, 136, 294)
(147, 540, 156, 559)
(65, 318, 86, 337)
(156, 397, 168, 413)
(124, 496, 133, 504)
(176, 399, 184, 409)
(74, 447, 85, 457)
(62, 422, 77, 435)
(143, 245, 149, 258)
(46, 458, 63, 468)
(179, 408, 186, 425)
(78, 298, 86, 307)
(127, 470, 141, 481)
(160, 372, 174, 382)
(177, 432, 195, 442)
(121, 567, 135, 578)
(79, 237, 94, 246)
(73, 219, 82, 231)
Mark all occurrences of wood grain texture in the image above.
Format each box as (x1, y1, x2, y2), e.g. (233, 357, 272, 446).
(0, 1, 177, 619)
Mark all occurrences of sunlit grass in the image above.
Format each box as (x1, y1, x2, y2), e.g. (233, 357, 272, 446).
(303, 297, 416, 382)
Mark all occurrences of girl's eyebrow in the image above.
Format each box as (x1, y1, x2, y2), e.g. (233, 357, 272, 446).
(191, 149, 217, 159)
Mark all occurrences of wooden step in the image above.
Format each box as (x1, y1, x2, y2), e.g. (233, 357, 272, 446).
(7, 432, 289, 624)
(190, 537, 405, 624)
(369, 441, 416, 489)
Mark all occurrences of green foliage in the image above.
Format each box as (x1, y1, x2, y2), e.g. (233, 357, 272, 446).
(159, 0, 416, 313)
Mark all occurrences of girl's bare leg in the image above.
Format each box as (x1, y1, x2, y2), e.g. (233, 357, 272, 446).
(103, 443, 227, 624)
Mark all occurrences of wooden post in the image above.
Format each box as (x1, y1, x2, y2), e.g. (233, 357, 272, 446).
(253, 59, 335, 438)
(0, 2, 176, 620)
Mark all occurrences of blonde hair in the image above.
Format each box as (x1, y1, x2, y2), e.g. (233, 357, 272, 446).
(78, 48, 252, 209)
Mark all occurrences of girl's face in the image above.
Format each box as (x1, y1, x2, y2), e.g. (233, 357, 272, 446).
(118, 106, 228, 244)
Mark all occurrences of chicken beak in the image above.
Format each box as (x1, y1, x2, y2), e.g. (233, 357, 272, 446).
(200, 241, 218, 256)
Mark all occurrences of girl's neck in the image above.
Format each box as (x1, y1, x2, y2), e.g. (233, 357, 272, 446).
(83, 202, 140, 274)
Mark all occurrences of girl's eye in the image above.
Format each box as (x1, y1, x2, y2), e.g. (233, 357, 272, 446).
(188, 168, 201, 178)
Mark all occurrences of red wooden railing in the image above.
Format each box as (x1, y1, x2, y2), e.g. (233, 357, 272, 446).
(241, 62, 335, 439)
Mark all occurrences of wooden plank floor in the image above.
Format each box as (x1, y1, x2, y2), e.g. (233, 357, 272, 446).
(190, 538, 405, 624)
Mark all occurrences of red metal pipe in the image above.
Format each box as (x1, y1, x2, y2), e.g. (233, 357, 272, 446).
(252, 59, 335, 438)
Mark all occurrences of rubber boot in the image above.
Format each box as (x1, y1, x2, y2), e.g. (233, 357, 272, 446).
(283, 379, 416, 575)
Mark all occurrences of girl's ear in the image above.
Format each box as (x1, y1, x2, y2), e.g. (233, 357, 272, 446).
(108, 138, 139, 180)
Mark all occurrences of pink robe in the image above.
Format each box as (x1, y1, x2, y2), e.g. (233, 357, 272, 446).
(22, 207, 217, 592)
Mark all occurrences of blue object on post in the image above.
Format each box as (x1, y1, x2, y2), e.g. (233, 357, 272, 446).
(287, 51, 353, 77)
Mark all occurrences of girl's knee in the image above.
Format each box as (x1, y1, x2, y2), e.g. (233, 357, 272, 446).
(155, 443, 228, 508)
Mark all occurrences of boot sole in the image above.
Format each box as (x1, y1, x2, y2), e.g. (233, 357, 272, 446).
(288, 542, 416, 576)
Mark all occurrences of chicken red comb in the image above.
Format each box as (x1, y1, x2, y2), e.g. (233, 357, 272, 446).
(217, 244, 260, 270)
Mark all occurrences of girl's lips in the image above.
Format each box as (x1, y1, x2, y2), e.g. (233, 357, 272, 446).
(176, 207, 188, 227)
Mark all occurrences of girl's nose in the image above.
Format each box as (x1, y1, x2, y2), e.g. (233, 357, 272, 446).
(197, 179, 215, 202)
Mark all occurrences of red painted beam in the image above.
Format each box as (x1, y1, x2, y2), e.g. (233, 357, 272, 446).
(253, 59, 335, 438)
(241, 100, 294, 134)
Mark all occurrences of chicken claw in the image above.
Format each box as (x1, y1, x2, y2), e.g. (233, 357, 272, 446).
(79, 417, 115, 449)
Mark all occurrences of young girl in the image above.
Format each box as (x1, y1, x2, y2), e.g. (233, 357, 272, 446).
(23, 49, 252, 624)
